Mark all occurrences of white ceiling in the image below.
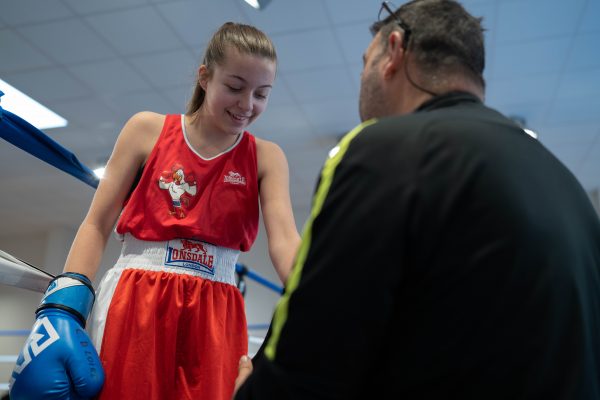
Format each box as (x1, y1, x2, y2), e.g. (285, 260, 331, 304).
(1, 0, 599, 239)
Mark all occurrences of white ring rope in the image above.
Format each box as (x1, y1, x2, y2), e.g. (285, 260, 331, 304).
(0, 249, 54, 293)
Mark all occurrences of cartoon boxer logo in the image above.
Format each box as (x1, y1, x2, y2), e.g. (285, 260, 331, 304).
(158, 163, 197, 219)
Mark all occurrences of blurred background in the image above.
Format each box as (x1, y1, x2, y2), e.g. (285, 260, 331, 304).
(1, 0, 599, 393)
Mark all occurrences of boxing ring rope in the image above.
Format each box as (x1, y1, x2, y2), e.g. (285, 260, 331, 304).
(236, 264, 284, 295)
(0, 91, 99, 188)
(0, 92, 283, 392)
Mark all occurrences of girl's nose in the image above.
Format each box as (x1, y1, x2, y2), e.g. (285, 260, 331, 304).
(238, 93, 253, 111)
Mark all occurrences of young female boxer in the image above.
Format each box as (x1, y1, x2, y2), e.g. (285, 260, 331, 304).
(11, 22, 300, 400)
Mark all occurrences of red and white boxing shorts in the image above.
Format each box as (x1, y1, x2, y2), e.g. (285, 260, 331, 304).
(88, 234, 248, 400)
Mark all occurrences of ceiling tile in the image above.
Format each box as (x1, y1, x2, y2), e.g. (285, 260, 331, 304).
(163, 85, 194, 111)
(85, 7, 184, 55)
(157, 0, 248, 48)
(243, 0, 329, 35)
(265, 77, 296, 106)
(546, 93, 600, 124)
(2, 67, 91, 103)
(334, 22, 373, 67)
(349, 63, 363, 91)
(0, 148, 66, 181)
(486, 73, 559, 106)
(0, 29, 54, 73)
(301, 98, 360, 137)
(130, 49, 197, 88)
(18, 19, 116, 64)
(284, 66, 357, 102)
(273, 28, 346, 73)
(555, 68, 600, 99)
(462, 0, 497, 17)
(68, 59, 152, 95)
(492, 37, 570, 79)
(108, 89, 177, 121)
(46, 125, 115, 157)
(50, 97, 119, 131)
(0, 0, 73, 26)
(323, 0, 379, 25)
(580, 0, 600, 33)
(565, 32, 600, 71)
(496, 0, 586, 44)
(250, 103, 314, 144)
(62, 0, 148, 15)
(538, 122, 600, 144)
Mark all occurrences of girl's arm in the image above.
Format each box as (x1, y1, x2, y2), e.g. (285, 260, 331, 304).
(257, 138, 301, 283)
(63, 112, 164, 280)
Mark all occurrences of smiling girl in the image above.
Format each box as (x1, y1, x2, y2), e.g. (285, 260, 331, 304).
(54, 22, 298, 400)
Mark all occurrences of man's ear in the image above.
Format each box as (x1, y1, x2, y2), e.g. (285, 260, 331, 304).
(382, 30, 406, 80)
(198, 65, 209, 90)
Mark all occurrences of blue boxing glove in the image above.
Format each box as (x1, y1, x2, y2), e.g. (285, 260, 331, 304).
(9, 272, 105, 400)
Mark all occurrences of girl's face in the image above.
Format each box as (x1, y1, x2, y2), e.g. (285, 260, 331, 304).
(200, 48, 276, 136)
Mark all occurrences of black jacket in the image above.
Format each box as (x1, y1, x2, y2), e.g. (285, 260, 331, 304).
(237, 92, 600, 399)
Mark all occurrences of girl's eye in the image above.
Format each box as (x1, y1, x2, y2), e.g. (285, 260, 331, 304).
(255, 93, 267, 100)
(226, 85, 241, 92)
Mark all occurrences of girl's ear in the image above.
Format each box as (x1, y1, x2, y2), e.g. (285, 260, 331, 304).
(198, 65, 210, 90)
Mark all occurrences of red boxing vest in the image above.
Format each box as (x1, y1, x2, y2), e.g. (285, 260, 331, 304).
(116, 114, 259, 251)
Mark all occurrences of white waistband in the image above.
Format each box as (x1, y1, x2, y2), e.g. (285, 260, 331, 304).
(115, 234, 240, 286)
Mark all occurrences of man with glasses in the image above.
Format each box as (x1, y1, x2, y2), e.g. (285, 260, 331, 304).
(234, 1, 600, 399)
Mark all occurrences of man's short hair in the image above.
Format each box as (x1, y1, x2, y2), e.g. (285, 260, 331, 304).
(373, 0, 486, 89)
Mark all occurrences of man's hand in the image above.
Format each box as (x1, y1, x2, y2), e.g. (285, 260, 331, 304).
(233, 355, 253, 398)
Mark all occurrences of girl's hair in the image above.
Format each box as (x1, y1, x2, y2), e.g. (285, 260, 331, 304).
(186, 22, 277, 116)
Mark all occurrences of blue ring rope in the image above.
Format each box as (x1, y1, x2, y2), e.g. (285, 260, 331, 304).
(236, 264, 283, 294)
(0, 330, 30, 336)
(247, 323, 271, 331)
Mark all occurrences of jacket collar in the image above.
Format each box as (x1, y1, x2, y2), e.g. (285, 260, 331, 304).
(415, 91, 482, 113)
